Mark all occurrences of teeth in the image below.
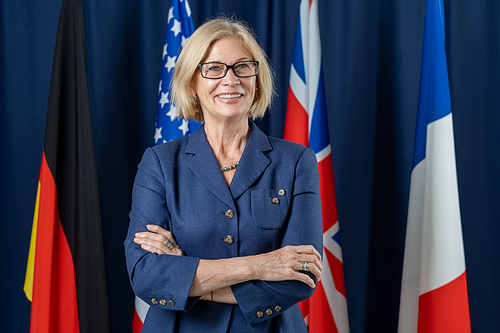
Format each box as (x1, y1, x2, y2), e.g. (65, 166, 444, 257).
(218, 94, 242, 99)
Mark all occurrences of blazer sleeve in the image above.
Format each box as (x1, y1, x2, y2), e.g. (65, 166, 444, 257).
(124, 148, 201, 312)
(231, 147, 324, 326)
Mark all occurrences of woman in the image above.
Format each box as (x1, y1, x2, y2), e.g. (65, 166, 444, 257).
(124, 17, 323, 332)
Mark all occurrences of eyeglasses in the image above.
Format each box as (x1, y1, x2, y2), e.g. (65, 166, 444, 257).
(198, 61, 259, 79)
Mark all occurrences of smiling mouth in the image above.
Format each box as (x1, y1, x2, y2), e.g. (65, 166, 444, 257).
(217, 93, 242, 99)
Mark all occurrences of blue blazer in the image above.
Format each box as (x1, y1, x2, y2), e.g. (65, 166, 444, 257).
(124, 121, 323, 332)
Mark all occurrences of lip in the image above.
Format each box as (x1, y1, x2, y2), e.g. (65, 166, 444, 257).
(215, 93, 244, 103)
(216, 93, 243, 99)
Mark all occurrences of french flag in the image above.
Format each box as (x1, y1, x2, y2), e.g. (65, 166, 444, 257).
(398, 0, 471, 332)
(284, 0, 349, 332)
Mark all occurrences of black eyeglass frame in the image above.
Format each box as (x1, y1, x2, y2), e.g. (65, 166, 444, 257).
(197, 61, 259, 79)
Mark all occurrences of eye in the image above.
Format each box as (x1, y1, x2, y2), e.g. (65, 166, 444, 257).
(206, 64, 224, 72)
(235, 63, 251, 70)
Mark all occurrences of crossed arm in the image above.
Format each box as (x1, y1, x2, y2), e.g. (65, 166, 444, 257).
(134, 224, 322, 304)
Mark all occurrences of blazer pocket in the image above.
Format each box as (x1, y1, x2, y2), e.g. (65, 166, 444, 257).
(250, 188, 289, 230)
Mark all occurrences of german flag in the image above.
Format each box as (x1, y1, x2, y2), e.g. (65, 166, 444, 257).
(23, 0, 110, 332)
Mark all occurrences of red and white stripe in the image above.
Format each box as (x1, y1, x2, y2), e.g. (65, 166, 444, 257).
(398, 0, 471, 331)
(285, 0, 349, 332)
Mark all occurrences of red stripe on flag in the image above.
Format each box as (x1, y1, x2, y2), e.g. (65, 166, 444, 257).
(132, 307, 143, 333)
(284, 86, 309, 147)
(325, 247, 346, 298)
(30, 151, 80, 333)
(418, 271, 471, 333)
(317, 156, 338, 232)
(308, 280, 339, 333)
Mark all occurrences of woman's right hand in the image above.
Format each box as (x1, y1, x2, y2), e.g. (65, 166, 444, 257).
(134, 224, 185, 256)
(246, 245, 323, 288)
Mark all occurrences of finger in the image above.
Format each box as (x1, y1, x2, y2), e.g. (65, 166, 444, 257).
(136, 229, 180, 251)
(135, 238, 167, 255)
(307, 264, 322, 282)
(295, 245, 322, 261)
(146, 224, 171, 236)
(283, 245, 322, 265)
(294, 271, 316, 288)
(135, 235, 172, 253)
(140, 243, 165, 255)
(136, 237, 185, 256)
(293, 254, 323, 273)
(135, 231, 165, 243)
(295, 259, 322, 282)
(146, 225, 180, 247)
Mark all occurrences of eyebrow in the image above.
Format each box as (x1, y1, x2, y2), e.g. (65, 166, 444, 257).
(204, 57, 252, 63)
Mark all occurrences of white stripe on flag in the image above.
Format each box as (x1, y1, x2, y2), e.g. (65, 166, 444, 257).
(398, 159, 425, 333)
(323, 220, 342, 263)
(134, 296, 149, 323)
(420, 113, 465, 294)
(321, 246, 350, 333)
(315, 144, 331, 164)
(289, 65, 308, 113)
(306, 0, 321, 119)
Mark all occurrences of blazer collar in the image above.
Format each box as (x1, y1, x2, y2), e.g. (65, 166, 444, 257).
(185, 121, 272, 205)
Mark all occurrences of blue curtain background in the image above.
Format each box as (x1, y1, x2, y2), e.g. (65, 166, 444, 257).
(1, 1, 499, 332)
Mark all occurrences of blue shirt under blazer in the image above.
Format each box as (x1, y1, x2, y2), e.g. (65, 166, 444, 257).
(125, 121, 323, 332)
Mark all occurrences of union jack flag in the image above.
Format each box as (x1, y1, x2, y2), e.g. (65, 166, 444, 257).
(284, 0, 349, 332)
(133, 0, 197, 331)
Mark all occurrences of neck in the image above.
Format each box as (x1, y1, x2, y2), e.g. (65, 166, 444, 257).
(204, 118, 250, 160)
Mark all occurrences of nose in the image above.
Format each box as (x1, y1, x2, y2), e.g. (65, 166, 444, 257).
(221, 67, 240, 86)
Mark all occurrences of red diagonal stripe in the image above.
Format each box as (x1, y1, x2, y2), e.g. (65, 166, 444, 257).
(284, 86, 309, 147)
(308, 280, 339, 333)
(318, 156, 337, 232)
(325, 247, 346, 297)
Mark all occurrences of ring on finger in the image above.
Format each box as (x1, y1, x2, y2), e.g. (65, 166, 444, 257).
(300, 262, 310, 271)
(164, 240, 174, 250)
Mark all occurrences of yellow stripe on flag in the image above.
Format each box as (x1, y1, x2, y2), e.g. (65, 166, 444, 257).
(24, 181, 41, 302)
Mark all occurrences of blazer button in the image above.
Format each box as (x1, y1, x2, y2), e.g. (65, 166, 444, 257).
(168, 300, 175, 307)
(224, 235, 234, 244)
(272, 197, 280, 204)
(225, 209, 235, 219)
(266, 308, 273, 316)
(275, 305, 282, 312)
(151, 298, 159, 305)
(278, 189, 285, 196)
(159, 299, 166, 306)
(256, 311, 264, 318)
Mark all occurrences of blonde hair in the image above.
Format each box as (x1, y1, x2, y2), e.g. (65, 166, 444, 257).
(171, 17, 275, 122)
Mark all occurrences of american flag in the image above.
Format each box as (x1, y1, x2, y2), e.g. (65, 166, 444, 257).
(132, 0, 197, 331)
(153, 0, 200, 146)
(284, 0, 349, 332)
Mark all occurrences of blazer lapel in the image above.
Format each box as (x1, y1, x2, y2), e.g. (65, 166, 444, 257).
(229, 122, 272, 199)
(186, 125, 235, 208)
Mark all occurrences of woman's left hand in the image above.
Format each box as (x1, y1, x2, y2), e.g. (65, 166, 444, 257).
(134, 224, 185, 256)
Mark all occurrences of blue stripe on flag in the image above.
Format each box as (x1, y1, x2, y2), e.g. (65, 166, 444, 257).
(412, 0, 452, 168)
(309, 68, 330, 154)
(292, 20, 306, 84)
